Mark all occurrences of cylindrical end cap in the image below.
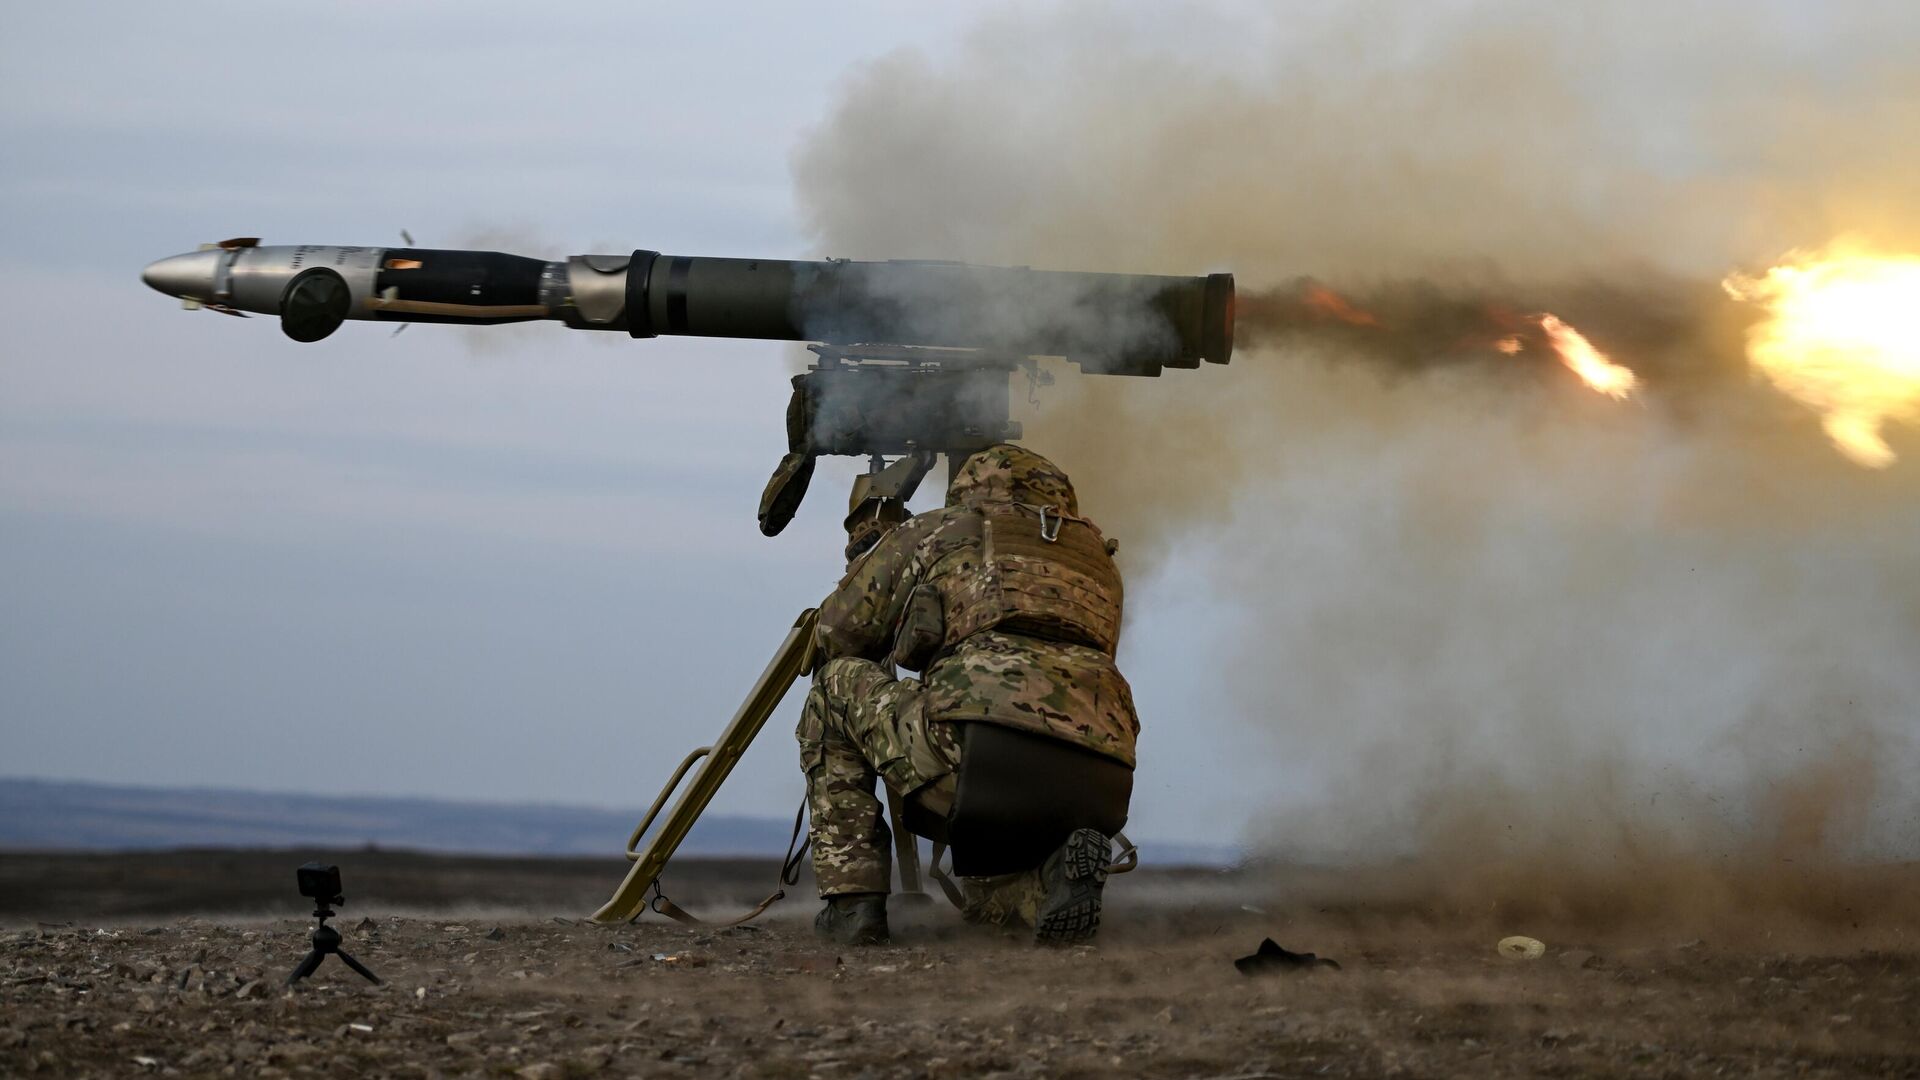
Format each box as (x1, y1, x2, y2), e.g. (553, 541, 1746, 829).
(280, 268, 351, 342)
(1203, 273, 1234, 364)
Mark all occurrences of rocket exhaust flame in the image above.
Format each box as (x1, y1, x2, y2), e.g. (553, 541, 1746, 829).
(1724, 246, 1920, 468)
(1536, 313, 1638, 400)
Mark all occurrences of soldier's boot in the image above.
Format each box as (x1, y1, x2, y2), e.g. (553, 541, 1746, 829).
(1033, 828, 1111, 946)
(814, 893, 890, 946)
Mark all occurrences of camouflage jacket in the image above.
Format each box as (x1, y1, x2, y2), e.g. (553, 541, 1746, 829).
(816, 448, 1139, 767)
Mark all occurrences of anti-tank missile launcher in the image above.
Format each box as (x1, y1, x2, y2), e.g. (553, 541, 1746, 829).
(141, 240, 1233, 371)
(142, 239, 1235, 530)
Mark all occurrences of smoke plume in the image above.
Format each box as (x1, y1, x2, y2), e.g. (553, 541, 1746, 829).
(792, 2, 1920, 921)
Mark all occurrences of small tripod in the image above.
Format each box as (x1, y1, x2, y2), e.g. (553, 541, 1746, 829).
(286, 899, 383, 987)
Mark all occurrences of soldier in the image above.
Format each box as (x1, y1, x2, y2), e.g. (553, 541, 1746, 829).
(797, 443, 1137, 946)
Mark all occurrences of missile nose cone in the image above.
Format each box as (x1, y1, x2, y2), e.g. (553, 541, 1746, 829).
(141, 249, 221, 302)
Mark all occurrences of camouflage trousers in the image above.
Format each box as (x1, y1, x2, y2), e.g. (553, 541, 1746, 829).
(797, 657, 962, 897)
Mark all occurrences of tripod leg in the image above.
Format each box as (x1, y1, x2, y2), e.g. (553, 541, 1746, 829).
(334, 949, 384, 986)
(287, 948, 325, 985)
(886, 788, 927, 898)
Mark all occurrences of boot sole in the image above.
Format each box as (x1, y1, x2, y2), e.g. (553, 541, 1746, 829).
(1034, 828, 1110, 946)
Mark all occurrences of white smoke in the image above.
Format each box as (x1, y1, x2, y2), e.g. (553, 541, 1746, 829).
(790, 0, 1920, 912)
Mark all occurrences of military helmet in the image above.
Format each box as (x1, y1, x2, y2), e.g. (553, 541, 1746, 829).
(946, 443, 1080, 515)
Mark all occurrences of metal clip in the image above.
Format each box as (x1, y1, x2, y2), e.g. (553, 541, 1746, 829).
(1037, 505, 1062, 542)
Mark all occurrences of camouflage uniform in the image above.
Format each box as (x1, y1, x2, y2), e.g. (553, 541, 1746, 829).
(799, 444, 1138, 900)
(795, 657, 962, 895)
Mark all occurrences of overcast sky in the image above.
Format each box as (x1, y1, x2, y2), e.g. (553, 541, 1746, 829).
(0, 2, 1255, 845)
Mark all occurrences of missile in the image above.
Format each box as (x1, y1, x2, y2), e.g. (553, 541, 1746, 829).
(141, 239, 1233, 375)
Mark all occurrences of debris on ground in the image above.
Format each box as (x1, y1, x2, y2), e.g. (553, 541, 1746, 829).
(1234, 937, 1341, 975)
(1498, 935, 1548, 961)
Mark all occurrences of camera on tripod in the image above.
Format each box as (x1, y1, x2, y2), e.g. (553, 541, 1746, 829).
(296, 863, 343, 908)
(286, 861, 380, 987)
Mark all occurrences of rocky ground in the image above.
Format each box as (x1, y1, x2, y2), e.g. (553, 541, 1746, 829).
(3, 850, 1917, 1078)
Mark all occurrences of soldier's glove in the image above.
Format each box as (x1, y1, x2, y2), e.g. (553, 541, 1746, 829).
(843, 497, 909, 564)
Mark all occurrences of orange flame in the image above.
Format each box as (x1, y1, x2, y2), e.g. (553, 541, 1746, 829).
(1723, 244, 1920, 468)
(1301, 283, 1380, 327)
(1537, 313, 1638, 399)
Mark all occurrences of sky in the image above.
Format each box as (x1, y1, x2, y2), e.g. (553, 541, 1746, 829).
(0, 2, 1251, 845)
(7, 1, 1917, 869)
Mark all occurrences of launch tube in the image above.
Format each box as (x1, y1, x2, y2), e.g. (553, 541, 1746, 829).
(142, 242, 1234, 375)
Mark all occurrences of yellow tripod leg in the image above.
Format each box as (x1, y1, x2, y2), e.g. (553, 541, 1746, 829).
(590, 608, 819, 924)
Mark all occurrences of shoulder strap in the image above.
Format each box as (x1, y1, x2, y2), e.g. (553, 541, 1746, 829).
(642, 801, 812, 927)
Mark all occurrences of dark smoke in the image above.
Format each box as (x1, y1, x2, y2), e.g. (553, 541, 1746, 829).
(1237, 273, 1747, 387)
(791, 1, 1920, 923)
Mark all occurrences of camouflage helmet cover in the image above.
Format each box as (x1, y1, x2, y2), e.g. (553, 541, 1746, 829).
(946, 443, 1079, 516)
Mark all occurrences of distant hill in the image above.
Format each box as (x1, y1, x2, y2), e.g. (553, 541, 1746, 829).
(0, 777, 785, 857)
(0, 777, 1238, 865)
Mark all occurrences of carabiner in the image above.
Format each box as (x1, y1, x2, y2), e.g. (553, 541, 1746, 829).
(1037, 505, 1063, 542)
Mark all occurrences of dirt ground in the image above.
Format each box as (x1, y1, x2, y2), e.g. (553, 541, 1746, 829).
(3, 850, 1917, 1078)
